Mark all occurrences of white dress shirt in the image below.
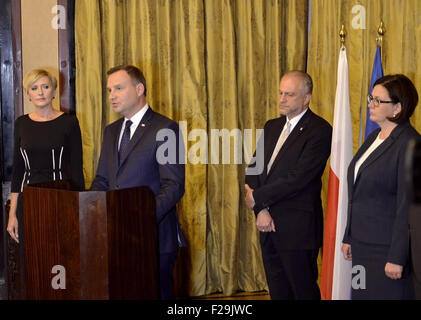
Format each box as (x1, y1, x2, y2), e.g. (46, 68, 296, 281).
(118, 104, 149, 149)
(354, 132, 385, 182)
(287, 108, 308, 132)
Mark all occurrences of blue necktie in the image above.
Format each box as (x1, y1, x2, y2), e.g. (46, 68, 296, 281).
(118, 120, 132, 165)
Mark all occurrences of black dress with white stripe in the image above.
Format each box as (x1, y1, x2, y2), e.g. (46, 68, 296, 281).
(10, 113, 84, 291)
(11, 113, 85, 193)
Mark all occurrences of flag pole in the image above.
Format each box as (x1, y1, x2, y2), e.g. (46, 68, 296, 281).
(339, 24, 347, 55)
(362, 21, 386, 143)
(376, 20, 386, 45)
(340, 24, 346, 46)
(321, 24, 351, 300)
(376, 21, 386, 59)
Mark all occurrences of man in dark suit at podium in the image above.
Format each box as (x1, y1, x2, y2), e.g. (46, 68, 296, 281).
(91, 65, 185, 300)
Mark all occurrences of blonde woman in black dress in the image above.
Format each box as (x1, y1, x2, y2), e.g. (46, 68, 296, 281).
(7, 69, 84, 245)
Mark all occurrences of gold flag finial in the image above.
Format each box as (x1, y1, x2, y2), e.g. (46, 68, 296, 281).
(376, 21, 386, 45)
(339, 25, 346, 45)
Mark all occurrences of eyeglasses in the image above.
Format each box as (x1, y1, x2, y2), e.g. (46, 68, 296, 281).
(279, 91, 297, 98)
(367, 94, 396, 107)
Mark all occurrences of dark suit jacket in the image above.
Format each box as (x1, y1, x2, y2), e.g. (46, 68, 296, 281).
(91, 107, 185, 254)
(246, 108, 332, 250)
(409, 139, 421, 298)
(410, 203, 421, 299)
(343, 121, 420, 266)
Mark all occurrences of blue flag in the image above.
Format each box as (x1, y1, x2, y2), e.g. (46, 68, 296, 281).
(365, 45, 384, 139)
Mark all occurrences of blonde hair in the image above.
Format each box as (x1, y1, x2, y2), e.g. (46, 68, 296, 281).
(23, 69, 57, 93)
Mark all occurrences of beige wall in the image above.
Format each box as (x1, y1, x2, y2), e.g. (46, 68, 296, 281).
(21, 0, 59, 113)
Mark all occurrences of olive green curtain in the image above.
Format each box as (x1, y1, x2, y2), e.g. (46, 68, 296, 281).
(203, 0, 308, 295)
(75, 0, 307, 297)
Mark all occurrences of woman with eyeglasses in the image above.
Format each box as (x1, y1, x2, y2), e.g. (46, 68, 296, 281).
(341, 74, 420, 299)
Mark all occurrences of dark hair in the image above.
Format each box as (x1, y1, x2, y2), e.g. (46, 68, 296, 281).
(107, 65, 147, 96)
(283, 71, 313, 95)
(373, 74, 418, 123)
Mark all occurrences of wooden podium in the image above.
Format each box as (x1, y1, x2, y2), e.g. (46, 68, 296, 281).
(22, 180, 158, 299)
